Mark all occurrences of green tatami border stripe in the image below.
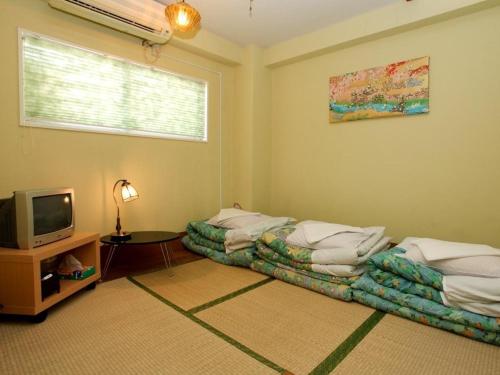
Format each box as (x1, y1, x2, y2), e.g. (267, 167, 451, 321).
(188, 277, 274, 314)
(309, 310, 386, 375)
(127, 276, 287, 374)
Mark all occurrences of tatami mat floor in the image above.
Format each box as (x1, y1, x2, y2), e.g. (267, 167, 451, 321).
(1, 258, 500, 375)
(0, 277, 275, 375)
(195, 280, 374, 375)
(133, 258, 269, 311)
(331, 314, 500, 375)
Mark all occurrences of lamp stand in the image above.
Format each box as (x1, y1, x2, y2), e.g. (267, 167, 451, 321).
(111, 206, 131, 241)
(111, 179, 132, 241)
(111, 233, 131, 241)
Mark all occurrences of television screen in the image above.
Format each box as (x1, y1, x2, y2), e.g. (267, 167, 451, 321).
(33, 194, 73, 235)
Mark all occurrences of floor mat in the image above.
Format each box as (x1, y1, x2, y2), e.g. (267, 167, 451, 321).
(195, 280, 375, 375)
(331, 314, 500, 375)
(132, 258, 269, 311)
(0, 278, 277, 375)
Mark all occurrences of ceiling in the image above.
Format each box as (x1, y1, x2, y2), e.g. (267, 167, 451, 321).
(157, 0, 401, 47)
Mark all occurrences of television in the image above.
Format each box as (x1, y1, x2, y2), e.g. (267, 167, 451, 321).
(0, 188, 75, 249)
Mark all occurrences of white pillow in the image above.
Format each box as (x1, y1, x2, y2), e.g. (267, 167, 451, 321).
(286, 220, 385, 253)
(412, 238, 499, 261)
(401, 245, 500, 278)
(206, 208, 270, 229)
(216, 214, 272, 229)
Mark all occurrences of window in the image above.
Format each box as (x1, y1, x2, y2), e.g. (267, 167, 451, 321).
(20, 31, 208, 141)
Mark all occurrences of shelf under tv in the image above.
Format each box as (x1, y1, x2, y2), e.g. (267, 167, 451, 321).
(0, 232, 101, 321)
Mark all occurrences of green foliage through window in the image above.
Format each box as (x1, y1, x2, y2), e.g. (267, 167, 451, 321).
(21, 32, 207, 141)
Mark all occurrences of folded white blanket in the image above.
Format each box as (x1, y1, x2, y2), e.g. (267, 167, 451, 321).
(441, 294, 500, 317)
(286, 220, 385, 256)
(310, 263, 366, 277)
(225, 216, 294, 254)
(399, 238, 500, 278)
(443, 276, 500, 303)
(309, 236, 391, 265)
(411, 238, 500, 261)
(209, 208, 260, 222)
(303, 222, 365, 243)
(356, 229, 388, 257)
(206, 208, 265, 229)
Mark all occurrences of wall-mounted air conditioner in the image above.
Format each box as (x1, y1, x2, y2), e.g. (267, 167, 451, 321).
(48, 0, 172, 44)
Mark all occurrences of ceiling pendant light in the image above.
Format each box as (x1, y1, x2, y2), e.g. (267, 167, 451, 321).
(165, 0, 201, 33)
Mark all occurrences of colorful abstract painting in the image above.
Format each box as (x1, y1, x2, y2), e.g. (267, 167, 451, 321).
(329, 56, 429, 123)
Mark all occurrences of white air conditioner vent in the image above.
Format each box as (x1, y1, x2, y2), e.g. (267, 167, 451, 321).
(48, 0, 172, 44)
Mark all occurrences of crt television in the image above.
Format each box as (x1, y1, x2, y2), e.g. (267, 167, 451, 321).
(0, 187, 75, 249)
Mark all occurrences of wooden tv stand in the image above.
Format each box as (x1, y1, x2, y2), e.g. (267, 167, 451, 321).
(0, 232, 100, 321)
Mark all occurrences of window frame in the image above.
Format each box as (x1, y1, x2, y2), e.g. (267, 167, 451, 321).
(18, 28, 209, 143)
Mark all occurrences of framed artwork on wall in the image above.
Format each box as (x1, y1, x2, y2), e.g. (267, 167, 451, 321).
(329, 56, 429, 123)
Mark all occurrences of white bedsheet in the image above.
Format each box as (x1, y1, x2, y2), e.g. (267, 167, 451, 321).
(302, 222, 365, 243)
(310, 263, 366, 277)
(441, 294, 500, 317)
(443, 276, 500, 303)
(411, 238, 500, 261)
(206, 208, 265, 229)
(309, 236, 391, 265)
(441, 275, 500, 316)
(286, 220, 385, 257)
(210, 208, 259, 221)
(399, 238, 500, 278)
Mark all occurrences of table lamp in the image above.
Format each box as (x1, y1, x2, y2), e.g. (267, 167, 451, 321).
(111, 179, 139, 241)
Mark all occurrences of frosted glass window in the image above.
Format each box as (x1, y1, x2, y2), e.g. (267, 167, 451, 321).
(20, 32, 207, 141)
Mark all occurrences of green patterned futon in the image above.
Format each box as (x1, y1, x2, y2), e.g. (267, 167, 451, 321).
(182, 221, 257, 267)
(352, 248, 500, 346)
(260, 226, 322, 264)
(256, 241, 358, 285)
(250, 238, 358, 302)
(250, 259, 353, 302)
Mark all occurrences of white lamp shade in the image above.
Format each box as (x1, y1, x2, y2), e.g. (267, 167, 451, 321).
(121, 183, 139, 202)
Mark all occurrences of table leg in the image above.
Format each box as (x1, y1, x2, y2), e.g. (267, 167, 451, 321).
(102, 244, 119, 281)
(160, 242, 174, 276)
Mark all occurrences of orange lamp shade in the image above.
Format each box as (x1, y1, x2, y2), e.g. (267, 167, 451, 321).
(165, 0, 201, 33)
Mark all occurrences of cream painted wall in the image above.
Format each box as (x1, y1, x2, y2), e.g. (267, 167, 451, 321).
(270, 6, 500, 246)
(0, 0, 236, 234)
(1, 1, 499, 248)
(250, 47, 272, 212)
(264, 0, 500, 67)
(232, 45, 271, 212)
(231, 46, 254, 209)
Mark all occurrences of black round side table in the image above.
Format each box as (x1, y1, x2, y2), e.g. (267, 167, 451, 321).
(100, 231, 179, 280)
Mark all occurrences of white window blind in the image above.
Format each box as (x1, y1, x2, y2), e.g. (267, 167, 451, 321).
(20, 32, 208, 141)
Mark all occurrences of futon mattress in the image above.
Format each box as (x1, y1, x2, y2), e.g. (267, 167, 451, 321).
(256, 241, 359, 285)
(182, 220, 257, 267)
(352, 248, 500, 346)
(250, 259, 353, 302)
